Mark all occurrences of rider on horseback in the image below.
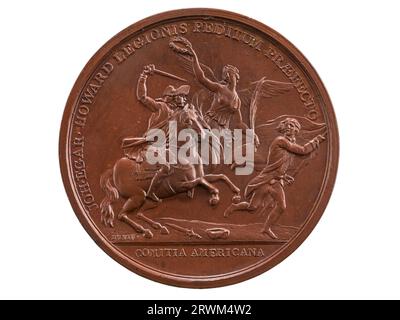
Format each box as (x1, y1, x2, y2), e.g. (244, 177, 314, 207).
(144, 83, 194, 202)
(123, 64, 206, 203)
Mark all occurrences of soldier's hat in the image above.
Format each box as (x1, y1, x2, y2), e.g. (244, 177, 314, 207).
(173, 85, 190, 96)
(163, 85, 190, 97)
(162, 85, 175, 97)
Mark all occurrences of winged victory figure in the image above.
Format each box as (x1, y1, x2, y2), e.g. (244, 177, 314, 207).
(169, 36, 294, 148)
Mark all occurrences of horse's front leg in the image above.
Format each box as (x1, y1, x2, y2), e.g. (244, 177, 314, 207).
(203, 174, 241, 203)
(181, 177, 220, 206)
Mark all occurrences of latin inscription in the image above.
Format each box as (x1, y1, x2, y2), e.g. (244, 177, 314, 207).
(70, 136, 98, 211)
(265, 46, 319, 120)
(135, 247, 265, 258)
(111, 20, 320, 121)
(70, 62, 115, 212)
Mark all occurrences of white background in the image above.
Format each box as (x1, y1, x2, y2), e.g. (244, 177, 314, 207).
(0, 0, 399, 300)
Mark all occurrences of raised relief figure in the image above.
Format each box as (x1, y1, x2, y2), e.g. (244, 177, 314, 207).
(122, 64, 175, 202)
(224, 117, 325, 239)
(189, 46, 246, 132)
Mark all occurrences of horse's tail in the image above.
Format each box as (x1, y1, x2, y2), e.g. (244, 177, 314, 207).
(100, 168, 119, 228)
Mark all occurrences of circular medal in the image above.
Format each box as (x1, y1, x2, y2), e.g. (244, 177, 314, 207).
(59, 8, 339, 287)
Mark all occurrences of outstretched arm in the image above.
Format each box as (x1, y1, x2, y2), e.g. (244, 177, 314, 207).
(136, 65, 160, 112)
(187, 47, 221, 92)
(279, 135, 325, 155)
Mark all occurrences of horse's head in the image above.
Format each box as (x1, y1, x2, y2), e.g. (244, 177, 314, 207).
(176, 105, 208, 139)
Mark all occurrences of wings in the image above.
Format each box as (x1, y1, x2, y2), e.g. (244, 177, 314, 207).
(175, 50, 293, 130)
(191, 88, 210, 116)
(239, 77, 293, 129)
(176, 54, 219, 85)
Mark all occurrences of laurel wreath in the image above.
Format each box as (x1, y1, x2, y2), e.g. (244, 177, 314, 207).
(169, 36, 192, 54)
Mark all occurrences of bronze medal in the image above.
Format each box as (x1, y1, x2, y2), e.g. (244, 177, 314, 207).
(59, 8, 339, 288)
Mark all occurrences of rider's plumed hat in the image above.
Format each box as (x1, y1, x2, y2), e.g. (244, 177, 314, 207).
(163, 85, 190, 97)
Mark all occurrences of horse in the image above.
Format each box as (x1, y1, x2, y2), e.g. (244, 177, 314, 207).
(99, 104, 241, 238)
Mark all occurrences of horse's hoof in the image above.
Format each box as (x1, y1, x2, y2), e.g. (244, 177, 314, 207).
(160, 226, 170, 235)
(232, 195, 241, 204)
(143, 229, 154, 239)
